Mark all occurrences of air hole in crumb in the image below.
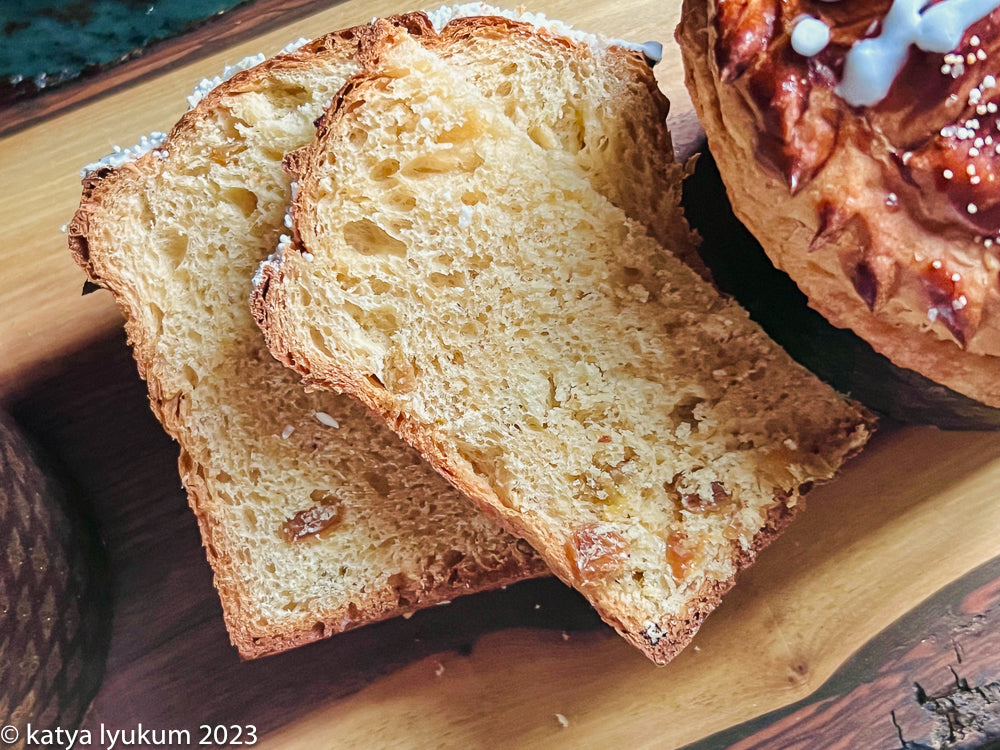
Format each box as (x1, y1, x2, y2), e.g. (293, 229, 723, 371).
(461, 190, 486, 206)
(343, 218, 408, 257)
(371, 158, 400, 180)
(309, 327, 335, 357)
(436, 118, 485, 145)
(364, 470, 391, 496)
(182, 365, 200, 388)
(223, 186, 258, 218)
(528, 124, 559, 150)
(500, 62, 517, 75)
(147, 302, 165, 334)
(402, 148, 484, 176)
(496, 81, 513, 97)
(387, 189, 417, 212)
(161, 229, 188, 268)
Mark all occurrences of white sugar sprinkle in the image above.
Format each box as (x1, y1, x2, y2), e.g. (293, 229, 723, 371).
(281, 425, 295, 439)
(644, 621, 665, 645)
(80, 131, 168, 176)
(555, 714, 570, 728)
(458, 204, 474, 228)
(313, 411, 340, 428)
(280, 37, 310, 55)
(186, 52, 266, 109)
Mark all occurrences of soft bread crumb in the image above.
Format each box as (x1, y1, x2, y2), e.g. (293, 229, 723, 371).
(254, 25, 873, 664)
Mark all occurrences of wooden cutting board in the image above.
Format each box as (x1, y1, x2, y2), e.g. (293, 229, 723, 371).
(1, 1, 999, 747)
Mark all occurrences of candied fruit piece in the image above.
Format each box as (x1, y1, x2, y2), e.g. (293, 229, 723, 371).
(281, 493, 344, 542)
(665, 531, 696, 584)
(566, 522, 629, 583)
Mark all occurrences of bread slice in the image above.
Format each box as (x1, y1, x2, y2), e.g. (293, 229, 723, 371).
(253, 23, 875, 664)
(66, 14, 543, 659)
(66, 6, 699, 658)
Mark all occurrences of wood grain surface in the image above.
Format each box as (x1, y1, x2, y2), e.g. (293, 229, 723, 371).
(3, 1, 1000, 748)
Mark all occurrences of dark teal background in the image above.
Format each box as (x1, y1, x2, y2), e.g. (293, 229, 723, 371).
(0, 1, 246, 89)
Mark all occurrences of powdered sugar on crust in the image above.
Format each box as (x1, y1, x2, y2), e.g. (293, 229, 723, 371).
(187, 52, 267, 109)
(644, 621, 666, 645)
(280, 37, 311, 55)
(424, 2, 647, 54)
(79, 131, 169, 177)
(79, 50, 268, 177)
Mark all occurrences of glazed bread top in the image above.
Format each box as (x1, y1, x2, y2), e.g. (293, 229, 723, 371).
(716, 2, 1000, 346)
(682, 0, 1000, 405)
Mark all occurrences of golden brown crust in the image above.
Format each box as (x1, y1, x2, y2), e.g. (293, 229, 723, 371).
(677, 0, 1000, 407)
(68, 17, 550, 660)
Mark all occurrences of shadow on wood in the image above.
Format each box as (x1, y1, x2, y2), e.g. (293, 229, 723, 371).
(6, 329, 601, 740)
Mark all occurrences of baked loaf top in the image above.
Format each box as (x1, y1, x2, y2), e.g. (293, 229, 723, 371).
(67, 13, 556, 659)
(253, 22, 874, 664)
(677, 0, 1000, 406)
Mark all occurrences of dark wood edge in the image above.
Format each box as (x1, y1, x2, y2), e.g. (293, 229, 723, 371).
(0, 0, 350, 138)
(683, 554, 1000, 750)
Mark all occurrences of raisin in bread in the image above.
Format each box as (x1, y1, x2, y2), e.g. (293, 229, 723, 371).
(252, 22, 875, 665)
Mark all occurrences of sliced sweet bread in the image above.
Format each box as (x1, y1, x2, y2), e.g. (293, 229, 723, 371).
(67, 7, 695, 658)
(68, 16, 536, 659)
(252, 23, 875, 664)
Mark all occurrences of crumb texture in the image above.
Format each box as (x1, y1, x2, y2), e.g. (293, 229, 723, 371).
(257, 25, 873, 663)
(69, 16, 635, 657)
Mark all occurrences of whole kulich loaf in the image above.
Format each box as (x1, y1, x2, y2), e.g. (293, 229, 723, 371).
(67, 5, 695, 658)
(677, 0, 1000, 408)
(253, 22, 875, 664)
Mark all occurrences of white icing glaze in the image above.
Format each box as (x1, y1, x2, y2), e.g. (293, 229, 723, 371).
(790, 0, 1000, 106)
(791, 15, 831, 57)
(835, 0, 1000, 106)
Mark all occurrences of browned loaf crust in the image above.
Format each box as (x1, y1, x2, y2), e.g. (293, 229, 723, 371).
(67, 16, 552, 659)
(677, 0, 1000, 407)
(252, 21, 874, 664)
